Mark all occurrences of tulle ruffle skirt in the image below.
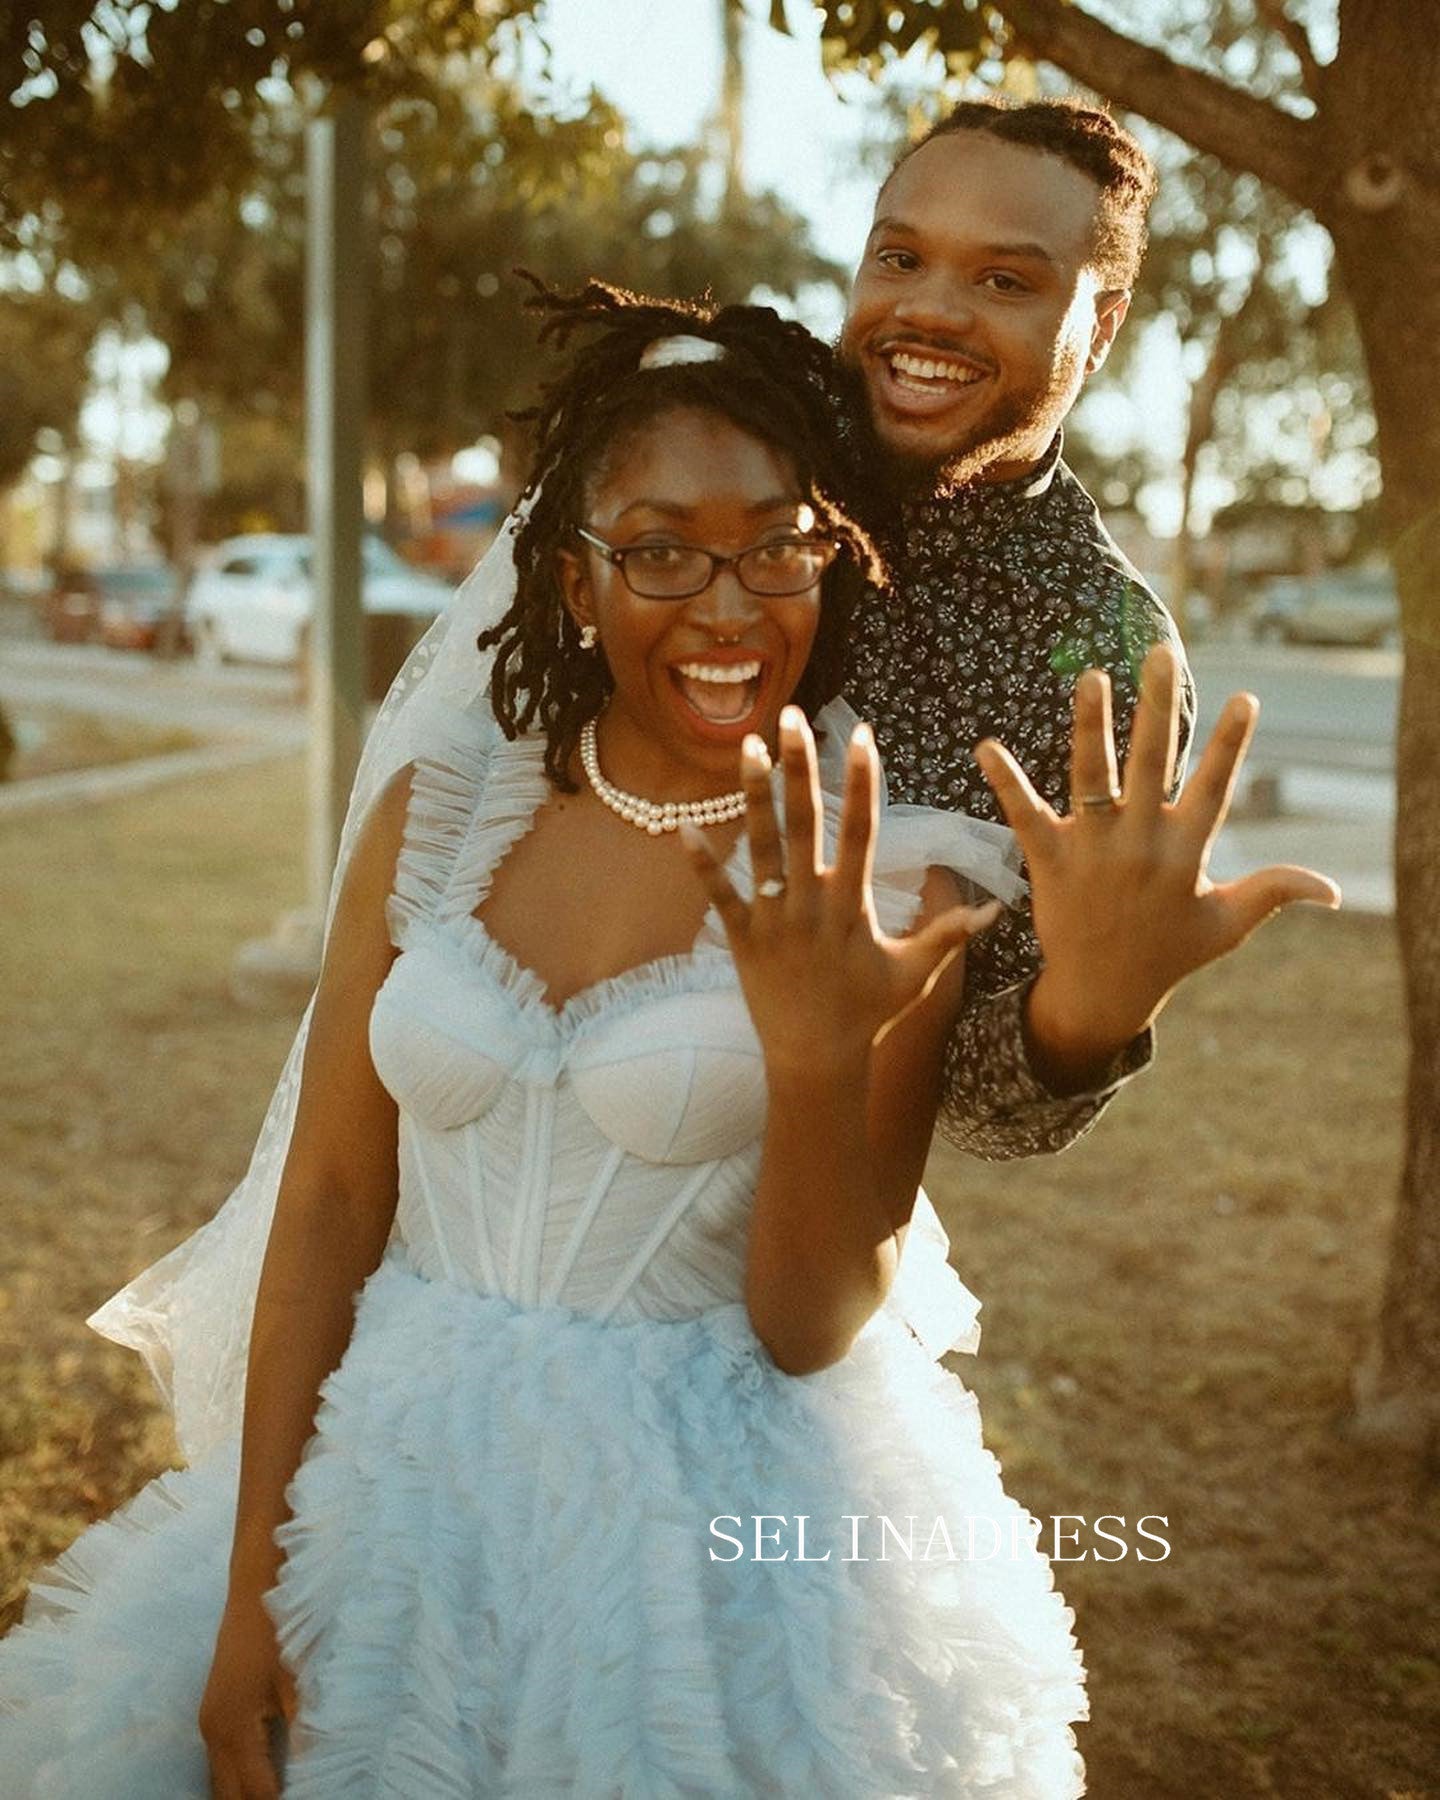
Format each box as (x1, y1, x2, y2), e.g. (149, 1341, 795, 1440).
(0, 1256, 1087, 1796)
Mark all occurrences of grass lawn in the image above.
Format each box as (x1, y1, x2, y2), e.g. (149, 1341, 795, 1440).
(925, 914, 1435, 1798)
(1, 756, 1434, 1798)
(4, 702, 202, 782)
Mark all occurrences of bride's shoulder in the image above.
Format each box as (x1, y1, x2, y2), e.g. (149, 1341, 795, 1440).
(351, 763, 422, 886)
(323, 765, 419, 953)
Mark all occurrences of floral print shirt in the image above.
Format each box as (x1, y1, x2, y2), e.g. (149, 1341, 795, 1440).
(844, 432, 1197, 1160)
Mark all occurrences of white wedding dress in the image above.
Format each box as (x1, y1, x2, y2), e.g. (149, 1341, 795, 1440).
(0, 696, 1087, 1798)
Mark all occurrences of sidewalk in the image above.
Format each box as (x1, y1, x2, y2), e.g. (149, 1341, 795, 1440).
(0, 638, 305, 819)
(1210, 766, 1394, 917)
(0, 738, 299, 818)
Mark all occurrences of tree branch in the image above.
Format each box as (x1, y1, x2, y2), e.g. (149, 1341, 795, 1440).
(1253, 0, 1325, 102)
(993, 0, 1322, 210)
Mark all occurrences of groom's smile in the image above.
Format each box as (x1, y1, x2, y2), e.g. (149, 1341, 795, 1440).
(869, 336, 994, 421)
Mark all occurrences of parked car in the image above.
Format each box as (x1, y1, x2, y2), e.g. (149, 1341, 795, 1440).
(186, 534, 451, 672)
(97, 565, 189, 651)
(1251, 568, 1399, 648)
(43, 563, 184, 648)
(42, 568, 101, 642)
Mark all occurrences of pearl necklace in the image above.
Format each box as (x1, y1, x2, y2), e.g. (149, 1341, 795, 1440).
(579, 719, 747, 835)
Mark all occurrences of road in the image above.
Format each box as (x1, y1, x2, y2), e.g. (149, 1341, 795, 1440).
(0, 637, 305, 747)
(1183, 638, 1396, 913)
(1188, 638, 1397, 776)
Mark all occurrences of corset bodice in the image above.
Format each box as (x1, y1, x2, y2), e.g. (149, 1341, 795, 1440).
(367, 695, 1025, 1345)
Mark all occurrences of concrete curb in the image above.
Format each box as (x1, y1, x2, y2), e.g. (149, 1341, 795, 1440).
(0, 739, 298, 819)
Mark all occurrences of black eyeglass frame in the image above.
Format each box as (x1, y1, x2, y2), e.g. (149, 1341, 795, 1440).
(572, 524, 841, 600)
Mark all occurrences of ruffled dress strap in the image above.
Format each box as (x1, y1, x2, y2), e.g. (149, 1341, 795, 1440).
(383, 700, 552, 950)
(435, 723, 553, 925)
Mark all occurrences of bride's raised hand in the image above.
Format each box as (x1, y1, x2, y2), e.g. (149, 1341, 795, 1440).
(681, 706, 999, 1078)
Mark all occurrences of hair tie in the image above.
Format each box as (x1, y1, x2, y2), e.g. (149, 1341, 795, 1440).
(638, 335, 727, 371)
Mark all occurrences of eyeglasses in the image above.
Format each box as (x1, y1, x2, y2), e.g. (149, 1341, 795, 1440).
(574, 525, 839, 599)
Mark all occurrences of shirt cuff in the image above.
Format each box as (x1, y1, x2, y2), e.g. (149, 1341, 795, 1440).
(1006, 975, 1155, 1106)
(935, 978, 1154, 1161)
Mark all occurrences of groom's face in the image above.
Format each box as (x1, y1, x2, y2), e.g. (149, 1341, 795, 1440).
(839, 130, 1129, 489)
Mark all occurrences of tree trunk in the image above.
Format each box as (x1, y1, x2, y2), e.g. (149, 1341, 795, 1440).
(716, 0, 747, 217)
(1168, 340, 1217, 638)
(383, 447, 407, 538)
(988, 0, 1440, 1463)
(1315, 0, 1440, 1454)
(1352, 634, 1440, 1455)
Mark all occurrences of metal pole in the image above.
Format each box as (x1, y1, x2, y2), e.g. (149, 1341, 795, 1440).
(305, 91, 366, 920)
(163, 399, 200, 658)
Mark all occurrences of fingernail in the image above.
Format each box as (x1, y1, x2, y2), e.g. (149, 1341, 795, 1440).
(780, 705, 804, 734)
(851, 721, 874, 750)
(677, 820, 705, 851)
(741, 733, 769, 769)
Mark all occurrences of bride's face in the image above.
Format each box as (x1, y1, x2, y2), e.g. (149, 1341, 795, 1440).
(557, 405, 827, 788)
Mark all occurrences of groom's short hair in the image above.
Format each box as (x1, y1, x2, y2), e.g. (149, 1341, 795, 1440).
(885, 97, 1158, 289)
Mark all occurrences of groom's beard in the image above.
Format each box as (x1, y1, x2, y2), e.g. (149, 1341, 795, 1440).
(835, 336, 1082, 504)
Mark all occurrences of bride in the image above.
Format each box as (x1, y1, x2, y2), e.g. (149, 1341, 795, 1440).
(0, 283, 1328, 1797)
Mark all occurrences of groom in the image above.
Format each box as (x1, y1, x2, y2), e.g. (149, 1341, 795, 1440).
(838, 97, 1197, 1158)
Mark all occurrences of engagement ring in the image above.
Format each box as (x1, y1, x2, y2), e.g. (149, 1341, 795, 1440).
(1075, 791, 1122, 811)
(756, 878, 787, 899)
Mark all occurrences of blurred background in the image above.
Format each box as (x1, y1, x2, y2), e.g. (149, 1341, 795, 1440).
(0, 1, 1403, 907)
(1, 4, 1433, 1796)
(0, 0, 1396, 646)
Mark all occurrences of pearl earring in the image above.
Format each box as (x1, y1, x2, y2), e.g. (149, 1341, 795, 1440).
(579, 624, 599, 651)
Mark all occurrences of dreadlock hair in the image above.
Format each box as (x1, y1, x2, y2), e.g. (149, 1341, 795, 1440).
(886, 97, 1158, 289)
(477, 273, 886, 792)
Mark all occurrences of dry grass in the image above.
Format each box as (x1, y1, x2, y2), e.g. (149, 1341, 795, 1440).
(926, 910, 1437, 1799)
(1, 758, 1435, 1798)
(4, 701, 201, 782)
(0, 757, 303, 1618)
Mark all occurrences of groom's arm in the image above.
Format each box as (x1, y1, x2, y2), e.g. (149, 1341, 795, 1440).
(934, 629, 1197, 1161)
(934, 897, 1154, 1158)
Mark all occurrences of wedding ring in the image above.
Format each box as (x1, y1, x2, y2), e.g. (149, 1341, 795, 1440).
(756, 877, 787, 899)
(1075, 790, 1122, 811)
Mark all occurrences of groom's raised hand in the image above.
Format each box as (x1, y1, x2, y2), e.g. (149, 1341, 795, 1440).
(974, 643, 1342, 1096)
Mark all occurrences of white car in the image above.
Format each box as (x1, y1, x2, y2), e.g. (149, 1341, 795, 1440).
(1251, 568, 1399, 648)
(186, 533, 453, 667)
